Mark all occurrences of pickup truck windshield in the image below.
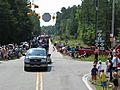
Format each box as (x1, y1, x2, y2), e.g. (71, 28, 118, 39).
(27, 50, 46, 56)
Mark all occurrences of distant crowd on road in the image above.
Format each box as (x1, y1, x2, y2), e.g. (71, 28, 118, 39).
(0, 35, 50, 61)
(0, 43, 29, 60)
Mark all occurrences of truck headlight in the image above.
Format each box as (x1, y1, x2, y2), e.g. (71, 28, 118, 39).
(24, 58, 30, 63)
(41, 58, 46, 62)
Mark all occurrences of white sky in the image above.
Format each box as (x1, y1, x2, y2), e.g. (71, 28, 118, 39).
(32, 0, 82, 26)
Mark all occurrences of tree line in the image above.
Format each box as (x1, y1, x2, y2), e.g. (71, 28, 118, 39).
(51, 0, 120, 48)
(0, 0, 41, 45)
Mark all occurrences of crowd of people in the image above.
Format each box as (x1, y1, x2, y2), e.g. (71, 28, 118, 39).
(91, 51, 120, 90)
(0, 35, 50, 61)
(0, 43, 29, 60)
(52, 40, 120, 90)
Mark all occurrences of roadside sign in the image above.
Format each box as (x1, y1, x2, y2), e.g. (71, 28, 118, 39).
(42, 13, 51, 22)
(95, 30, 105, 50)
(100, 47, 104, 50)
(100, 43, 104, 46)
(95, 43, 99, 46)
(115, 44, 120, 59)
(98, 33, 102, 37)
(99, 40, 105, 43)
(97, 30, 102, 33)
(95, 40, 99, 43)
(97, 37, 102, 40)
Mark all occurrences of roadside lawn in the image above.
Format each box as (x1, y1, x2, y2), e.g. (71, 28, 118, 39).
(79, 54, 108, 62)
(90, 77, 112, 90)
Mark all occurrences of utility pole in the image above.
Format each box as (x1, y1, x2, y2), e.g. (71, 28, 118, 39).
(112, 0, 115, 37)
(111, 0, 115, 47)
(95, 0, 99, 40)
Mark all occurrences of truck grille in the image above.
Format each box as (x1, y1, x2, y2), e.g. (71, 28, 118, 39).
(30, 59, 41, 62)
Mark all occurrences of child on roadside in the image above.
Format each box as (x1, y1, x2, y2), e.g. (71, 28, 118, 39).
(105, 58, 110, 74)
(97, 61, 102, 76)
(112, 70, 119, 90)
(100, 69, 107, 90)
(91, 65, 98, 84)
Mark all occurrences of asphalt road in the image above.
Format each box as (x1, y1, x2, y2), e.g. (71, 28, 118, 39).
(0, 42, 93, 90)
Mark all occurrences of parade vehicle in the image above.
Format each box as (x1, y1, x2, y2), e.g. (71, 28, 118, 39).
(24, 48, 51, 71)
(37, 35, 50, 53)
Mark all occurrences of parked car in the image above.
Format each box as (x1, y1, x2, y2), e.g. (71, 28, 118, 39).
(24, 48, 48, 71)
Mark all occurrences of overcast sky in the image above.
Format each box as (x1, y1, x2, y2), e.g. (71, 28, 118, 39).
(32, 0, 82, 26)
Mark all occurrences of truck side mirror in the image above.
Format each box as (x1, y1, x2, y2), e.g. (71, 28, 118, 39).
(47, 54, 51, 57)
(22, 53, 26, 56)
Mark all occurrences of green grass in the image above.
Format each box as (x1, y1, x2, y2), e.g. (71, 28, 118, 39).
(93, 76, 112, 90)
(79, 54, 108, 62)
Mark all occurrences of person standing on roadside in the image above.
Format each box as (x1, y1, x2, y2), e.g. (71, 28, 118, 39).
(112, 55, 118, 71)
(91, 65, 98, 84)
(94, 47, 99, 61)
(0, 47, 2, 59)
(100, 69, 107, 90)
(105, 58, 110, 74)
(97, 61, 102, 76)
(2, 46, 8, 60)
(112, 70, 119, 90)
(109, 49, 113, 60)
(108, 60, 113, 82)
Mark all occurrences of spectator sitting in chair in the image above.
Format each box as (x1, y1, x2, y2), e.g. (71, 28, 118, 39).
(80, 51, 87, 58)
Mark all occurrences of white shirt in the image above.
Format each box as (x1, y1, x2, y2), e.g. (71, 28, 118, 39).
(98, 64, 102, 71)
(112, 56, 118, 67)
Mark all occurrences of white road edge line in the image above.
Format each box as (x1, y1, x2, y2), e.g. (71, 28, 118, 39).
(82, 73, 93, 90)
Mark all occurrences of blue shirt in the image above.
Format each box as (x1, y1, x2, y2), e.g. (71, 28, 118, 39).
(91, 67, 98, 75)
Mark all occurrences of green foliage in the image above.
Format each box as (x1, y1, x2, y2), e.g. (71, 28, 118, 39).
(41, 25, 56, 35)
(53, 0, 120, 47)
(55, 6, 79, 37)
(94, 76, 112, 90)
(0, 0, 41, 44)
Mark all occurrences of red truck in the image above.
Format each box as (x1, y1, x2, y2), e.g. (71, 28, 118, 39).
(78, 46, 110, 55)
(115, 44, 120, 70)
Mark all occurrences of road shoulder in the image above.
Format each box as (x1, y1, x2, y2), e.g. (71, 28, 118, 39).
(82, 73, 96, 90)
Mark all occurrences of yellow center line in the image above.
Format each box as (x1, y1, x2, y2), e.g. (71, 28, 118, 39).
(36, 72, 43, 90)
(40, 72, 43, 90)
(36, 72, 39, 90)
